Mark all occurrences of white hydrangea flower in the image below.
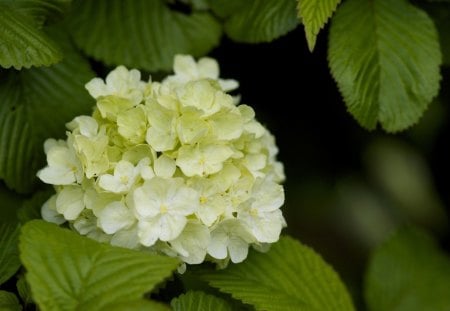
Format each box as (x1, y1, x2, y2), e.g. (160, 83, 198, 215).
(37, 55, 286, 268)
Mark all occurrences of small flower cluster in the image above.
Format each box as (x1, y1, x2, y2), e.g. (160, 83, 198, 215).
(38, 55, 286, 267)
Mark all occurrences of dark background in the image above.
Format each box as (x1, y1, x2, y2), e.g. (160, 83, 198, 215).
(210, 26, 450, 306)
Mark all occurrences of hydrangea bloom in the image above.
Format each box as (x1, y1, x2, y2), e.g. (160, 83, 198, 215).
(37, 55, 286, 267)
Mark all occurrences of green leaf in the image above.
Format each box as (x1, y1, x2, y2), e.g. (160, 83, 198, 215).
(223, 0, 299, 43)
(297, 0, 341, 51)
(0, 4, 62, 69)
(422, 3, 450, 66)
(19, 220, 180, 311)
(0, 0, 72, 27)
(201, 236, 355, 311)
(0, 223, 20, 286)
(0, 291, 21, 311)
(365, 227, 450, 311)
(0, 27, 94, 193)
(171, 291, 234, 311)
(67, 0, 221, 72)
(17, 189, 53, 224)
(102, 300, 171, 311)
(328, 0, 442, 132)
(207, 0, 246, 19)
(16, 275, 33, 306)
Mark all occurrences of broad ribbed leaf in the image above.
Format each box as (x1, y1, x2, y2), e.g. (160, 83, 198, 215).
(365, 227, 450, 311)
(208, 0, 246, 18)
(0, 28, 94, 193)
(202, 236, 354, 311)
(171, 291, 233, 311)
(67, 0, 221, 72)
(1, 0, 72, 27)
(0, 291, 21, 311)
(328, 0, 442, 132)
(223, 0, 299, 43)
(20, 220, 180, 311)
(0, 4, 61, 69)
(297, 0, 341, 51)
(16, 275, 33, 306)
(0, 223, 20, 286)
(423, 3, 450, 66)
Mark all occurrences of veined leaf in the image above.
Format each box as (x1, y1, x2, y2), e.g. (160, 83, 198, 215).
(365, 227, 450, 311)
(207, 0, 246, 19)
(223, 0, 299, 43)
(422, 3, 450, 66)
(297, 0, 341, 51)
(0, 291, 21, 311)
(328, 0, 442, 132)
(67, 0, 221, 72)
(0, 3, 62, 69)
(171, 291, 233, 311)
(20, 220, 180, 311)
(0, 0, 72, 27)
(202, 236, 355, 311)
(0, 223, 20, 286)
(0, 27, 94, 193)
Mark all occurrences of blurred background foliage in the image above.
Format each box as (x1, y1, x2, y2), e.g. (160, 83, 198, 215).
(211, 27, 450, 305)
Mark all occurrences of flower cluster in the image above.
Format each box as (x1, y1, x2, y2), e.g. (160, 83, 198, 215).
(38, 55, 286, 267)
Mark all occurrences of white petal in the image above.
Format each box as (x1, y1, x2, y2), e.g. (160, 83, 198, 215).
(55, 186, 85, 220)
(228, 237, 249, 263)
(41, 195, 66, 225)
(154, 154, 176, 178)
(97, 201, 135, 234)
(158, 214, 187, 241)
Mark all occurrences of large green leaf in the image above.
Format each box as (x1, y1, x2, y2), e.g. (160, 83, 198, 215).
(365, 227, 450, 311)
(0, 0, 72, 27)
(19, 220, 180, 311)
(0, 291, 21, 311)
(0, 28, 94, 193)
(328, 0, 442, 132)
(171, 291, 233, 311)
(222, 0, 299, 43)
(202, 236, 354, 311)
(0, 223, 20, 286)
(102, 300, 171, 311)
(0, 3, 62, 69)
(422, 3, 450, 66)
(67, 0, 221, 72)
(297, 0, 341, 51)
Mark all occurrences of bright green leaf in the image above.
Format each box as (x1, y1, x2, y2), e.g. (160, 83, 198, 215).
(297, 0, 341, 51)
(202, 236, 355, 311)
(223, 0, 299, 43)
(0, 291, 21, 311)
(328, 0, 442, 132)
(67, 0, 221, 72)
(365, 227, 450, 311)
(0, 4, 62, 69)
(171, 291, 233, 311)
(0, 223, 20, 286)
(0, 27, 94, 193)
(19, 220, 180, 311)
